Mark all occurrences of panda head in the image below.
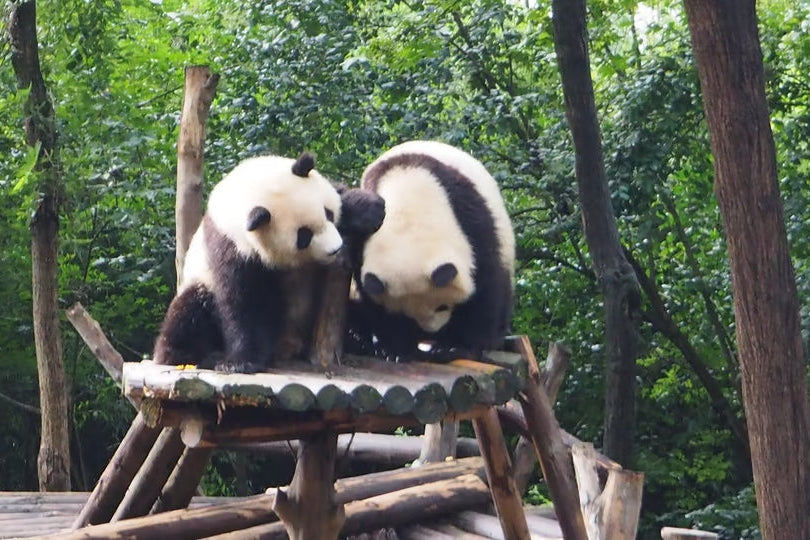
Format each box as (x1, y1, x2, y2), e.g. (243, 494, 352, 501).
(208, 152, 343, 268)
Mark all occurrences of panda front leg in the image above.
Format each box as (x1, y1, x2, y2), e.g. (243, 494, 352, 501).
(214, 288, 280, 374)
(153, 284, 224, 368)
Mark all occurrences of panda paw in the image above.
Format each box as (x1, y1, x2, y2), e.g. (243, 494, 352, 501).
(338, 188, 385, 235)
(214, 358, 264, 374)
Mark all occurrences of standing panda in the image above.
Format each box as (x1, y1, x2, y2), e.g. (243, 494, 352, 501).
(153, 152, 384, 373)
(348, 140, 515, 360)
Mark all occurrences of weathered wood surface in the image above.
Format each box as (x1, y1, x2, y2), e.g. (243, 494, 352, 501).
(0, 488, 568, 540)
(660, 527, 719, 539)
(232, 432, 479, 466)
(71, 414, 160, 528)
(572, 443, 643, 540)
(471, 407, 530, 539)
(123, 355, 524, 423)
(150, 447, 213, 514)
(512, 335, 589, 540)
(175, 65, 218, 286)
(273, 431, 345, 540)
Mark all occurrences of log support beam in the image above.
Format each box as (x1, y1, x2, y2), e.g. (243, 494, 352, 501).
(471, 408, 530, 540)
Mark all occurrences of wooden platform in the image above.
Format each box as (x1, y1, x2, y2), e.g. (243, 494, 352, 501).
(0, 490, 563, 539)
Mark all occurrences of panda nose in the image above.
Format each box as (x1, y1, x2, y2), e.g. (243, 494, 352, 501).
(328, 245, 342, 256)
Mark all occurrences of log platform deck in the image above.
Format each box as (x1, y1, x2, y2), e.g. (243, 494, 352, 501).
(123, 352, 528, 440)
(0, 487, 563, 539)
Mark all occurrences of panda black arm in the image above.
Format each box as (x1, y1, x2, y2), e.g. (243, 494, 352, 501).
(153, 284, 224, 368)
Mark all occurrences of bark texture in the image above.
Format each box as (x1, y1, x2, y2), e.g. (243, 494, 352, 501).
(551, 0, 641, 466)
(683, 2, 810, 539)
(9, 0, 71, 491)
(175, 65, 218, 285)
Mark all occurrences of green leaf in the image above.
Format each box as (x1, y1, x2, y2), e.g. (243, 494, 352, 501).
(10, 141, 41, 194)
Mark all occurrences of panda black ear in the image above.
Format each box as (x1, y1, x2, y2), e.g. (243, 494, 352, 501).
(362, 272, 386, 297)
(247, 206, 272, 231)
(292, 152, 316, 177)
(430, 263, 458, 288)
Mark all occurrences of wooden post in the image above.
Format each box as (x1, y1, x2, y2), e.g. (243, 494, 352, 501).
(151, 447, 213, 514)
(513, 341, 571, 493)
(72, 414, 161, 528)
(512, 336, 589, 540)
(572, 442, 643, 540)
(272, 251, 350, 538)
(175, 65, 219, 285)
(471, 407, 530, 540)
(416, 421, 458, 465)
(112, 428, 186, 520)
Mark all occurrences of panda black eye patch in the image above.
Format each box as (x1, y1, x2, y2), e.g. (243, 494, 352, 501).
(325, 208, 335, 222)
(436, 304, 450, 312)
(297, 227, 313, 249)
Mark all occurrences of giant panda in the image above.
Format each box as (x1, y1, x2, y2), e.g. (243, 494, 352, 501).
(153, 152, 384, 373)
(348, 140, 515, 360)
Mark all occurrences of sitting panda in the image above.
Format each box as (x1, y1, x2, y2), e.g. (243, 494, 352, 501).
(347, 140, 515, 361)
(153, 152, 384, 373)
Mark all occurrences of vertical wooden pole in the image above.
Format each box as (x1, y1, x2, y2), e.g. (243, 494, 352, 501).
(175, 65, 219, 286)
(471, 408, 531, 540)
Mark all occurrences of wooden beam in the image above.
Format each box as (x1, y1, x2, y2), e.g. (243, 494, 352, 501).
(273, 431, 345, 540)
(660, 528, 719, 540)
(513, 341, 571, 494)
(59, 458, 486, 539)
(151, 447, 213, 514)
(112, 428, 186, 520)
(472, 407, 531, 539)
(71, 414, 160, 528)
(512, 335, 589, 540)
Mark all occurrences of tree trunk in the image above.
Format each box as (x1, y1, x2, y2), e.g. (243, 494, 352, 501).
(175, 65, 219, 285)
(9, 0, 71, 491)
(683, 2, 810, 539)
(550, 0, 641, 467)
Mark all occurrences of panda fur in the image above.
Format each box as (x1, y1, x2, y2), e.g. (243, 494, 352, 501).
(153, 152, 384, 373)
(348, 140, 515, 360)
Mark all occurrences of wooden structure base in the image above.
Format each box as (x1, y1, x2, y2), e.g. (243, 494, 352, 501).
(62, 324, 642, 540)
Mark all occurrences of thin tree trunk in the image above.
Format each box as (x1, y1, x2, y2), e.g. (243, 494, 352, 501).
(683, 2, 810, 538)
(551, 0, 641, 466)
(175, 65, 219, 285)
(9, 0, 71, 491)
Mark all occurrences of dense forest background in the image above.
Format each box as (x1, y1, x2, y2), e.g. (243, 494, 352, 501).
(1, 1, 808, 538)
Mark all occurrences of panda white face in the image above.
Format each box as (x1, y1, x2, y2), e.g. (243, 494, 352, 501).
(207, 153, 343, 269)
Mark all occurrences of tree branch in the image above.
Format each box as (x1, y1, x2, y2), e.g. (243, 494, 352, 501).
(0, 388, 41, 415)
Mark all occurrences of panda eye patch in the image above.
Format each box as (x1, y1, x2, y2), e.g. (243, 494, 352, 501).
(297, 227, 313, 249)
(325, 208, 335, 222)
(436, 304, 450, 313)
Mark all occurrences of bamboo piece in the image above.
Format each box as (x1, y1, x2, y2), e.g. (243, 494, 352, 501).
(151, 448, 214, 514)
(175, 65, 219, 285)
(111, 428, 186, 520)
(71, 414, 160, 528)
(513, 335, 588, 540)
(471, 407, 531, 539)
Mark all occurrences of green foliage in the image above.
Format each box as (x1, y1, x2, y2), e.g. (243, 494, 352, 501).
(3, 0, 810, 533)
